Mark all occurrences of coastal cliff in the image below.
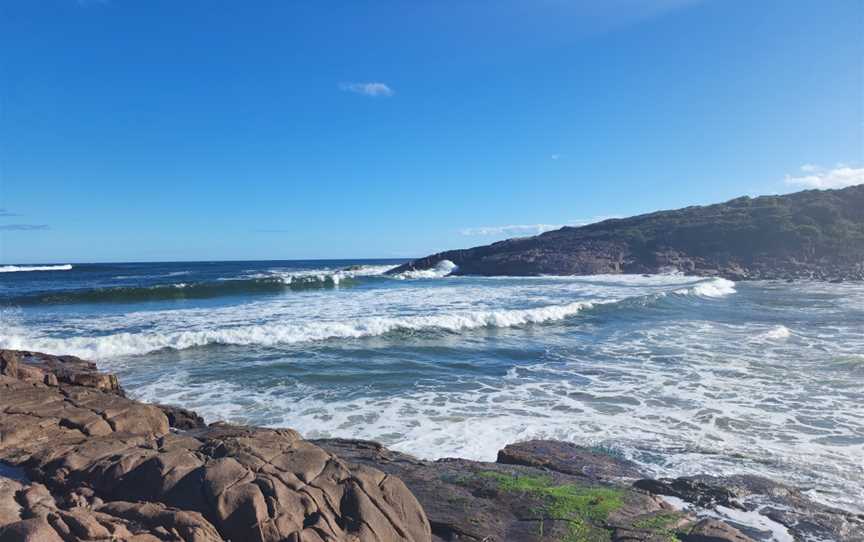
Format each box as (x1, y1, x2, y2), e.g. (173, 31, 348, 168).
(390, 185, 864, 281)
(1, 350, 861, 541)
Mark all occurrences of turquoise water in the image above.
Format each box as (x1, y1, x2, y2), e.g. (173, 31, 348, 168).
(1, 260, 862, 514)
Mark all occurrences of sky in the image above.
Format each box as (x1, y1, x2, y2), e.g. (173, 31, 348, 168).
(1, 0, 862, 264)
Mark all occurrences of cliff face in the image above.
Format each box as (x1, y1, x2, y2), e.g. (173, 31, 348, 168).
(391, 185, 864, 280)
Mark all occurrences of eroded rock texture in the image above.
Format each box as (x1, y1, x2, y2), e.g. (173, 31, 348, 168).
(0, 349, 431, 542)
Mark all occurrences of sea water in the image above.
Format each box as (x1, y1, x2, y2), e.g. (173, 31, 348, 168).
(1, 260, 862, 515)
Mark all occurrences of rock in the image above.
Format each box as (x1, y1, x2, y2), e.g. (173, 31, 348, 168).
(0, 350, 432, 542)
(389, 185, 864, 281)
(634, 474, 864, 542)
(681, 519, 753, 542)
(0, 478, 25, 526)
(2, 349, 121, 393)
(0, 351, 19, 379)
(5, 348, 858, 542)
(313, 438, 689, 542)
(0, 518, 65, 542)
(497, 440, 644, 481)
(157, 403, 207, 429)
(633, 478, 741, 510)
(97, 501, 223, 542)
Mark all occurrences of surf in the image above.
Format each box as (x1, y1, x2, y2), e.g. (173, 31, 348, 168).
(0, 276, 735, 358)
(0, 264, 73, 273)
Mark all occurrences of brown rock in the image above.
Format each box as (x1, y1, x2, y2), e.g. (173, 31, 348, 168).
(1, 353, 432, 542)
(0, 478, 24, 526)
(0, 351, 18, 379)
(0, 518, 64, 542)
(497, 439, 644, 481)
(98, 501, 224, 542)
(157, 403, 207, 429)
(682, 519, 754, 542)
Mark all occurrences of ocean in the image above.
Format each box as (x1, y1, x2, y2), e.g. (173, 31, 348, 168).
(1, 260, 862, 514)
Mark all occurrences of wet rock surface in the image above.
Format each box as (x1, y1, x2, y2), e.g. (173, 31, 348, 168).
(1, 349, 859, 541)
(634, 475, 864, 542)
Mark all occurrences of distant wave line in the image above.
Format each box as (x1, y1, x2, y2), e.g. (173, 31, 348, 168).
(0, 264, 73, 273)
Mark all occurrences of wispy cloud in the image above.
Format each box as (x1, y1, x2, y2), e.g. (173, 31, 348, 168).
(339, 82, 394, 97)
(460, 216, 618, 237)
(784, 164, 864, 190)
(550, 154, 561, 161)
(0, 224, 50, 231)
(0, 209, 18, 217)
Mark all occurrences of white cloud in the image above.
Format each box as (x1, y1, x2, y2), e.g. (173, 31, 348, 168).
(784, 164, 864, 190)
(460, 216, 618, 237)
(339, 82, 394, 97)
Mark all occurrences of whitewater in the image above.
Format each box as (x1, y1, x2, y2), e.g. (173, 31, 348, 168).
(1, 259, 862, 518)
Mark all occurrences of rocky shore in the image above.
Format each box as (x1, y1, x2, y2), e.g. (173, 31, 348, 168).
(389, 186, 864, 282)
(1, 349, 861, 542)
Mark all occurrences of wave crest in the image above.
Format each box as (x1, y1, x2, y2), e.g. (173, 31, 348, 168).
(676, 277, 736, 298)
(0, 264, 72, 273)
(392, 260, 457, 280)
(0, 299, 603, 358)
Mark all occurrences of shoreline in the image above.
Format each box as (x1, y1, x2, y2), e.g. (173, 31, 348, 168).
(2, 349, 862, 541)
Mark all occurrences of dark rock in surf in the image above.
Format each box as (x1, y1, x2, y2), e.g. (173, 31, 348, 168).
(635, 474, 864, 542)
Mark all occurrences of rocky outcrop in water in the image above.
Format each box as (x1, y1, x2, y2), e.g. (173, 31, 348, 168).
(390, 186, 864, 281)
(2, 349, 861, 542)
(315, 439, 864, 542)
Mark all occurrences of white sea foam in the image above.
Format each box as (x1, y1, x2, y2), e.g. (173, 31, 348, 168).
(4, 273, 864, 519)
(662, 497, 795, 542)
(392, 260, 457, 279)
(0, 264, 72, 273)
(0, 273, 732, 359)
(0, 298, 604, 358)
(676, 277, 737, 298)
(258, 264, 396, 286)
(761, 325, 792, 340)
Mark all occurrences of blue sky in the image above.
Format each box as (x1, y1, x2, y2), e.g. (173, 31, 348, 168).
(1, 0, 862, 263)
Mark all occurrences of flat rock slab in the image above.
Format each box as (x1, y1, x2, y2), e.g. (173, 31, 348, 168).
(498, 440, 644, 481)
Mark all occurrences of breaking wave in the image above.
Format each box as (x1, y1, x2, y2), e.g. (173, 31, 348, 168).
(257, 264, 396, 287)
(0, 264, 73, 273)
(0, 277, 734, 358)
(675, 277, 736, 298)
(391, 260, 457, 279)
(5, 265, 398, 305)
(761, 325, 792, 340)
(2, 299, 606, 358)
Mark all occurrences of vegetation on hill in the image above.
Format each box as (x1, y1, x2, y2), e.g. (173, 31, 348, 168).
(391, 185, 864, 280)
